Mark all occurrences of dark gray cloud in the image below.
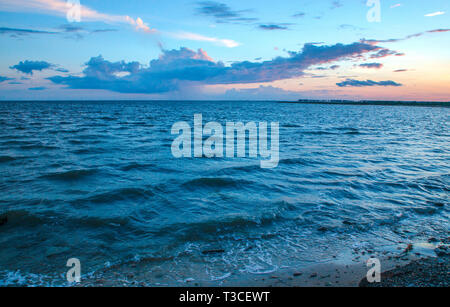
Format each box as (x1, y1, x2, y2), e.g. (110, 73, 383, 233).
(0, 75, 13, 83)
(292, 12, 305, 18)
(258, 24, 289, 31)
(336, 79, 402, 87)
(91, 29, 118, 33)
(28, 87, 47, 91)
(0, 27, 57, 36)
(47, 41, 396, 94)
(58, 24, 117, 39)
(370, 49, 404, 58)
(10, 60, 69, 75)
(314, 65, 340, 70)
(0, 26, 117, 39)
(362, 28, 450, 44)
(359, 63, 383, 69)
(59, 24, 116, 34)
(59, 24, 84, 33)
(308, 75, 328, 79)
(427, 29, 450, 33)
(331, 1, 343, 9)
(196, 1, 257, 23)
(10, 60, 53, 75)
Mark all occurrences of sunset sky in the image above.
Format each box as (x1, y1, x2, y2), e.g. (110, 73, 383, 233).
(0, 0, 449, 101)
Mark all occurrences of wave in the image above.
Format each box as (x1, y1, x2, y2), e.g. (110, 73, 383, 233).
(120, 162, 156, 171)
(40, 169, 97, 181)
(75, 187, 155, 204)
(302, 131, 336, 135)
(20, 144, 58, 150)
(1, 209, 46, 227)
(156, 200, 298, 240)
(49, 128, 87, 134)
(0, 270, 57, 287)
(216, 164, 264, 175)
(283, 124, 302, 128)
(182, 177, 253, 190)
(73, 215, 130, 228)
(301, 128, 362, 135)
(71, 148, 108, 154)
(278, 157, 313, 166)
(158, 216, 272, 241)
(2, 208, 132, 230)
(322, 170, 364, 178)
(0, 155, 17, 163)
(0, 140, 34, 146)
(344, 130, 361, 135)
(99, 116, 117, 121)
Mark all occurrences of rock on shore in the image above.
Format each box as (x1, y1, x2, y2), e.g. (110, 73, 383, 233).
(359, 255, 449, 287)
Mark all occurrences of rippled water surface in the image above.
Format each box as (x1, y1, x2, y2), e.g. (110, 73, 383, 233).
(0, 101, 448, 286)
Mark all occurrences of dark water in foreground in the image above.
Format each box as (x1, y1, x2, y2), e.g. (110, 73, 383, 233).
(0, 101, 448, 286)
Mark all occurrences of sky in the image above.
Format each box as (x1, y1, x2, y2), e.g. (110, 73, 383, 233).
(0, 0, 449, 101)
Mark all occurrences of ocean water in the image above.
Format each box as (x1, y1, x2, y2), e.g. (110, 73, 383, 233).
(0, 101, 448, 286)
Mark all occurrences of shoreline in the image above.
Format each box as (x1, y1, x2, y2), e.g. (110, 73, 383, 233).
(0, 100, 449, 107)
(278, 101, 450, 107)
(217, 254, 449, 288)
(78, 254, 449, 287)
(77, 239, 449, 287)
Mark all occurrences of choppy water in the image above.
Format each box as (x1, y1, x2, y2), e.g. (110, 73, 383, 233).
(0, 101, 448, 286)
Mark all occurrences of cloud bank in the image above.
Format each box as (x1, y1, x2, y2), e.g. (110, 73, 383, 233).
(336, 79, 402, 87)
(46, 41, 401, 94)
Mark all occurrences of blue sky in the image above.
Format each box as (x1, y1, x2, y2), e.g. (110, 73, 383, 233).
(0, 0, 449, 100)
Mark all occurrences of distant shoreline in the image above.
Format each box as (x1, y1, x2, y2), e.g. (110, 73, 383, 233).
(279, 100, 450, 107)
(0, 100, 449, 107)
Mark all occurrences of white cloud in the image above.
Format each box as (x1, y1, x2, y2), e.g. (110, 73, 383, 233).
(425, 11, 445, 17)
(126, 16, 156, 33)
(0, 0, 154, 33)
(0, 0, 241, 48)
(171, 32, 240, 48)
